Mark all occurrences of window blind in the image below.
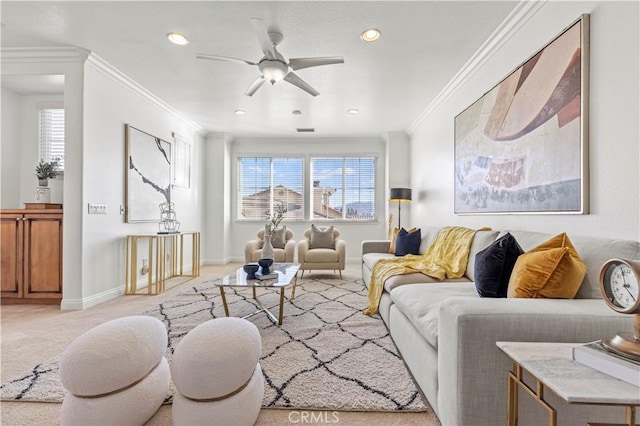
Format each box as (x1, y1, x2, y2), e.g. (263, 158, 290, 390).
(238, 157, 304, 220)
(310, 157, 376, 221)
(39, 108, 65, 169)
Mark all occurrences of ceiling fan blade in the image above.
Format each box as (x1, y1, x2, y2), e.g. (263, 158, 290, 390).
(196, 54, 257, 66)
(288, 57, 344, 71)
(284, 72, 319, 97)
(245, 75, 266, 96)
(250, 18, 276, 60)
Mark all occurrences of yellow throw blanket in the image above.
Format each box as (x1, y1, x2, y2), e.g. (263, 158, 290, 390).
(364, 226, 491, 315)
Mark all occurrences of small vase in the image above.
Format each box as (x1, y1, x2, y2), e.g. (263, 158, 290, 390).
(261, 234, 275, 260)
(35, 187, 51, 203)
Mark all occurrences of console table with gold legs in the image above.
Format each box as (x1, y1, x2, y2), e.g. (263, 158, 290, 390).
(497, 341, 639, 426)
(125, 231, 200, 295)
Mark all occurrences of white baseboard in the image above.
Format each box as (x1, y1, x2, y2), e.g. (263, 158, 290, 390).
(60, 287, 124, 310)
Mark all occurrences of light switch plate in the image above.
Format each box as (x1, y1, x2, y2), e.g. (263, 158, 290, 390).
(88, 203, 107, 214)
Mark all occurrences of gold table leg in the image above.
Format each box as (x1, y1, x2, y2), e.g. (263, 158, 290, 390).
(278, 288, 285, 325)
(508, 362, 557, 426)
(290, 274, 298, 299)
(219, 287, 229, 317)
(508, 364, 519, 426)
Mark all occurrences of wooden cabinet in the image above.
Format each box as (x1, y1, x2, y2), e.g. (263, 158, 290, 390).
(1, 209, 63, 304)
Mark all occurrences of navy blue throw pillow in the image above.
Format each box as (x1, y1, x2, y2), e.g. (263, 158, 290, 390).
(395, 228, 421, 256)
(474, 233, 524, 297)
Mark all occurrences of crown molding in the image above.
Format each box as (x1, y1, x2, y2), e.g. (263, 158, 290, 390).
(0, 46, 90, 63)
(85, 53, 206, 134)
(407, 0, 547, 135)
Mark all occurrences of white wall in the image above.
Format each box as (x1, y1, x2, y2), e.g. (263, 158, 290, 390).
(213, 136, 389, 263)
(76, 54, 205, 308)
(409, 1, 639, 240)
(203, 132, 233, 264)
(1, 87, 21, 208)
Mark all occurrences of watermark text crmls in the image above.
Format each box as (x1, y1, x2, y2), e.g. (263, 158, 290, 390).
(288, 410, 340, 424)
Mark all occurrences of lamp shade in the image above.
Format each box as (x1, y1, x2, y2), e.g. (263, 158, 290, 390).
(389, 188, 412, 202)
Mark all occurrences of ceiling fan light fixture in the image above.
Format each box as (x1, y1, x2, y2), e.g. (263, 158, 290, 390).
(259, 60, 289, 84)
(167, 32, 189, 46)
(360, 28, 381, 42)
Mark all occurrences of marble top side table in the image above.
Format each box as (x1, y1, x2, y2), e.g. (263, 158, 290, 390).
(497, 341, 639, 426)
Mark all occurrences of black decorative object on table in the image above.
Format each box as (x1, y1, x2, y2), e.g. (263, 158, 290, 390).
(243, 263, 259, 279)
(258, 258, 273, 275)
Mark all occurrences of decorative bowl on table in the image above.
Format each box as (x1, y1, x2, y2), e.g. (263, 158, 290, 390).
(243, 263, 259, 279)
(258, 258, 273, 275)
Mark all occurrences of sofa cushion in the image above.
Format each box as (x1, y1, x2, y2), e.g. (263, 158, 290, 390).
(508, 233, 586, 299)
(363, 252, 394, 270)
(390, 282, 477, 349)
(271, 226, 287, 249)
(384, 274, 470, 293)
(417, 226, 442, 254)
(474, 233, 524, 298)
(305, 248, 338, 262)
(395, 228, 422, 256)
(310, 224, 334, 249)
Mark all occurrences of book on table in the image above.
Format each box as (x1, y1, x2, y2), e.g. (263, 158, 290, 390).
(572, 340, 640, 387)
(255, 272, 278, 280)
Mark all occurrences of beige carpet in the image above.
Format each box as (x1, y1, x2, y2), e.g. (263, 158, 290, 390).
(0, 263, 440, 425)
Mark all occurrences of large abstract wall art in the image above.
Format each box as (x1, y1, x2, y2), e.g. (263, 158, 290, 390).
(454, 15, 589, 214)
(125, 124, 172, 223)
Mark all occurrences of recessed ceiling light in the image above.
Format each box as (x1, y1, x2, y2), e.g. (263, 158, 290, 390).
(167, 32, 189, 46)
(292, 110, 303, 115)
(235, 110, 247, 115)
(360, 28, 381, 42)
(347, 109, 360, 115)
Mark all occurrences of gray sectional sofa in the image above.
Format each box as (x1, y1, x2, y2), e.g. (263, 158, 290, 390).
(361, 227, 639, 426)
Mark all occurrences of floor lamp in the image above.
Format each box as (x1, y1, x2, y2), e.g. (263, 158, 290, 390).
(389, 188, 412, 229)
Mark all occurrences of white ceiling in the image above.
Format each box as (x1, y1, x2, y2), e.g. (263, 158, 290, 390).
(0, 1, 519, 137)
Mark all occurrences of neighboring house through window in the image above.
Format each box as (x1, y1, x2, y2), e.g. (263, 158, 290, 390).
(238, 157, 305, 220)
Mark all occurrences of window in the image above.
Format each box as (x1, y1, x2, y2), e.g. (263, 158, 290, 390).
(238, 157, 304, 220)
(39, 108, 65, 170)
(310, 157, 376, 221)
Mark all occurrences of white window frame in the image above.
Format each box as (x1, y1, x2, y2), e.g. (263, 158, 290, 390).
(237, 156, 305, 221)
(236, 155, 378, 223)
(310, 156, 377, 222)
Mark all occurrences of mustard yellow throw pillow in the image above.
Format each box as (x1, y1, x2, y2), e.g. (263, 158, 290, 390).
(388, 228, 400, 254)
(507, 233, 586, 299)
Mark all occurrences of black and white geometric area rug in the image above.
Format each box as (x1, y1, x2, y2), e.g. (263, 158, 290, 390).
(1, 275, 429, 412)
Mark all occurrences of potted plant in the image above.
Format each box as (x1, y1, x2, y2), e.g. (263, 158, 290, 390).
(35, 158, 60, 186)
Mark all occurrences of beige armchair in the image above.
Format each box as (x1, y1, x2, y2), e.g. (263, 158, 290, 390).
(245, 228, 295, 263)
(298, 225, 346, 278)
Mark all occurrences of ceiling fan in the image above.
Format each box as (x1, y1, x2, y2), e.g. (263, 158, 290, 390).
(196, 18, 344, 97)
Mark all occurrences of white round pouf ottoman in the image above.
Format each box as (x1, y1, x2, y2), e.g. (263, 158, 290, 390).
(171, 317, 264, 426)
(59, 316, 170, 426)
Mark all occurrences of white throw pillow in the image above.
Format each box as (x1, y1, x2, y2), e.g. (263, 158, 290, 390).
(271, 226, 287, 249)
(310, 224, 334, 249)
